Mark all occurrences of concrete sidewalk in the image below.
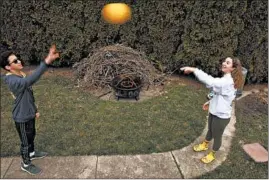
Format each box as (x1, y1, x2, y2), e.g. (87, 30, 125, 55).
(1, 90, 256, 179)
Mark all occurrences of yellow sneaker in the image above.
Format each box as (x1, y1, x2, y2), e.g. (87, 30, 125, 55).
(193, 141, 208, 152)
(201, 151, 215, 164)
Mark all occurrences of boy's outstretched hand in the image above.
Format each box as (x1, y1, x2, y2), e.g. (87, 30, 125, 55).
(180, 67, 196, 74)
(35, 112, 40, 119)
(45, 44, 60, 65)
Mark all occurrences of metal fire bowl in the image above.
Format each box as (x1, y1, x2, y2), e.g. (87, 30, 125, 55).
(110, 75, 142, 100)
(110, 75, 142, 91)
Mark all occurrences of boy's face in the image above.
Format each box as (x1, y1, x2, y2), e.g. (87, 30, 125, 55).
(6, 54, 23, 71)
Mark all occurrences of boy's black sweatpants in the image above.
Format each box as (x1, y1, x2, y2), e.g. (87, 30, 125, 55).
(15, 118, 36, 165)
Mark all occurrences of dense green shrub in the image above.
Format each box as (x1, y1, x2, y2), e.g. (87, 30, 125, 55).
(237, 0, 268, 83)
(0, 0, 267, 83)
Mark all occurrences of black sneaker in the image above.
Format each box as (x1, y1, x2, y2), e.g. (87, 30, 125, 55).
(30, 151, 48, 160)
(21, 162, 42, 175)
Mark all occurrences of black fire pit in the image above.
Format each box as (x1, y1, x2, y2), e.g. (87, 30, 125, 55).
(110, 74, 142, 101)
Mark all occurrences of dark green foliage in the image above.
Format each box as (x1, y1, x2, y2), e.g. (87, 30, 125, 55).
(237, 0, 268, 83)
(0, 0, 267, 82)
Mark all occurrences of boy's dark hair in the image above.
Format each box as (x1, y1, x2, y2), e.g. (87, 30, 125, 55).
(0, 50, 14, 70)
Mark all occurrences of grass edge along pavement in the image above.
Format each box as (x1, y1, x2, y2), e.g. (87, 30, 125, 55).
(1, 75, 208, 157)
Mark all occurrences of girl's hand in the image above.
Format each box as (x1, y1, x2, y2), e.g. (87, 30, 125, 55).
(203, 101, 210, 111)
(180, 67, 196, 74)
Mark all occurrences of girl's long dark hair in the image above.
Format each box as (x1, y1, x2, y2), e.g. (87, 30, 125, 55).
(231, 57, 244, 89)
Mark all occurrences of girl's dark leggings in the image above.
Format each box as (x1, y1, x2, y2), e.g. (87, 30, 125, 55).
(205, 113, 230, 151)
(15, 118, 36, 165)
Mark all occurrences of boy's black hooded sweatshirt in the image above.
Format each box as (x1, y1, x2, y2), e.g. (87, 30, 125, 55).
(2, 62, 48, 122)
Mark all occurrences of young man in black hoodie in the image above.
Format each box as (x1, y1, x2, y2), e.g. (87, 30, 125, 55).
(0, 45, 59, 175)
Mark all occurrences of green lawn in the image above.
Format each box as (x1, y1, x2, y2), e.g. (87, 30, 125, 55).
(1, 75, 208, 156)
(200, 93, 268, 179)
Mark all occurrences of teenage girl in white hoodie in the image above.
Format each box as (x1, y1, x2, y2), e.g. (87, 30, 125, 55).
(181, 57, 244, 163)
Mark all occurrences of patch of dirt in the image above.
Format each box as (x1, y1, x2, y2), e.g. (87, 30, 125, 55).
(167, 74, 204, 89)
(243, 83, 268, 92)
(236, 92, 268, 117)
(256, 91, 268, 104)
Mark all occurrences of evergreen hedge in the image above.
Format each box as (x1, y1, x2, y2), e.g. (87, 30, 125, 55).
(1, 0, 267, 83)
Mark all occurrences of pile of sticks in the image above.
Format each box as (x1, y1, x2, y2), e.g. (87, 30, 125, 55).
(73, 44, 164, 89)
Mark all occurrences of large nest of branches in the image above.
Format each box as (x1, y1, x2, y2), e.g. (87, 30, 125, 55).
(73, 44, 164, 89)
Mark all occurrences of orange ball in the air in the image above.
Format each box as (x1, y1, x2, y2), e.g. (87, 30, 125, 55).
(102, 3, 131, 25)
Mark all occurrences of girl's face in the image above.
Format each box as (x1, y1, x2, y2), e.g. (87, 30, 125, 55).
(221, 57, 234, 73)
